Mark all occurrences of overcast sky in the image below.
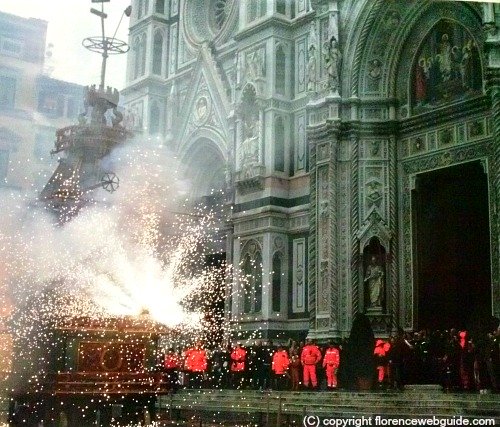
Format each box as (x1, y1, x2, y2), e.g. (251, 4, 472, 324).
(0, 0, 131, 90)
(1, 0, 499, 90)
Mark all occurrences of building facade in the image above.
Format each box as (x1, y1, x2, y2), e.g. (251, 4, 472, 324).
(0, 12, 84, 193)
(123, 0, 500, 340)
(0, 12, 47, 191)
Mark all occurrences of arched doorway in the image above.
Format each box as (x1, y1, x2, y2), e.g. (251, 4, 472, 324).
(412, 161, 492, 330)
(181, 137, 227, 346)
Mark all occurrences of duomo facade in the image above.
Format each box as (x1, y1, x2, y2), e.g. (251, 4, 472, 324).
(122, 0, 500, 339)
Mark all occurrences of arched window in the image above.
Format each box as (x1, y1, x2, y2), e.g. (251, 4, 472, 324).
(254, 252, 263, 313)
(272, 253, 282, 312)
(247, 2, 257, 22)
(149, 102, 160, 134)
(242, 254, 253, 314)
(155, 0, 165, 14)
(153, 32, 163, 75)
(133, 36, 141, 79)
(137, 0, 143, 19)
(240, 243, 263, 314)
(140, 34, 147, 76)
(274, 116, 285, 172)
(275, 45, 286, 95)
(259, 0, 267, 17)
(276, 0, 286, 15)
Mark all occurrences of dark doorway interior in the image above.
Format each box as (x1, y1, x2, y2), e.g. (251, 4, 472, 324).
(413, 161, 491, 330)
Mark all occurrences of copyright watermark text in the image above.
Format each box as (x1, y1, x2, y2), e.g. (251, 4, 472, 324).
(302, 415, 496, 427)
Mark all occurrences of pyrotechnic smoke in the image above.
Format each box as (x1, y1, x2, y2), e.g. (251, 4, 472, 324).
(0, 138, 223, 332)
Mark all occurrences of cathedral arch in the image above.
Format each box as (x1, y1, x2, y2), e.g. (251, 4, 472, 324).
(179, 133, 227, 201)
(335, 0, 494, 332)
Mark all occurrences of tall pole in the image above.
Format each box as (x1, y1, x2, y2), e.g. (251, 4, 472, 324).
(100, 14, 107, 88)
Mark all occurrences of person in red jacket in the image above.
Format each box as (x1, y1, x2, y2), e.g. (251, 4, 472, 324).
(164, 348, 181, 392)
(301, 338, 322, 389)
(374, 339, 391, 387)
(272, 345, 290, 390)
(184, 341, 208, 389)
(323, 342, 340, 389)
(230, 343, 246, 389)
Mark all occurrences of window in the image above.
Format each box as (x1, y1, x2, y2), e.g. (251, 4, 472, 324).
(133, 34, 147, 79)
(275, 45, 286, 95)
(0, 149, 9, 182)
(137, 0, 143, 18)
(0, 37, 23, 57)
(212, 0, 229, 30)
(276, 0, 286, 15)
(149, 102, 160, 134)
(272, 253, 283, 312)
(153, 32, 163, 75)
(242, 254, 253, 314)
(247, 0, 266, 23)
(0, 76, 15, 109)
(155, 0, 165, 13)
(274, 116, 285, 172)
(254, 252, 263, 313)
(241, 246, 263, 314)
(140, 35, 147, 76)
(133, 36, 141, 79)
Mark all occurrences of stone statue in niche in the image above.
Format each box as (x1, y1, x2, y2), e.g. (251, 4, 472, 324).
(307, 45, 317, 93)
(368, 59, 382, 80)
(323, 36, 341, 94)
(363, 237, 386, 312)
(364, 255, 384, 309)
(246, 50, 264, 83)
(240, 113, 260, 178)
(307, 22, 318, 93)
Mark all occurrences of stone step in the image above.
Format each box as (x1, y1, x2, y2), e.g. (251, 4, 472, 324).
(166, 397, 499, 409)
(159, 389, 500, 421)
(160, 406, 500, 416)
(165, 390, 499, 405)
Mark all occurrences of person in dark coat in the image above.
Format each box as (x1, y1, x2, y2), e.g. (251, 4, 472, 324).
(340, 313, 376, 390)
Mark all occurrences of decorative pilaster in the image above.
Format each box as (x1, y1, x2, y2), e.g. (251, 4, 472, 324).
(307, 118, 340, 338)
(484, 3, 500, 318)
(349, 131, 360, 318)
(388, 135, 398, 330)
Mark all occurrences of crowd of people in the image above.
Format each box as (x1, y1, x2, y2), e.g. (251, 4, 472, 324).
(161, 317, 500, 394)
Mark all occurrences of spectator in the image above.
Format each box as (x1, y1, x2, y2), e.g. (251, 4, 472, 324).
(272, 344, 290, 390)
(184, 341, 208, 389)
(301, 338, 322, 390)
(323, 342, 340, 390)
(230, 342, 246, 389)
